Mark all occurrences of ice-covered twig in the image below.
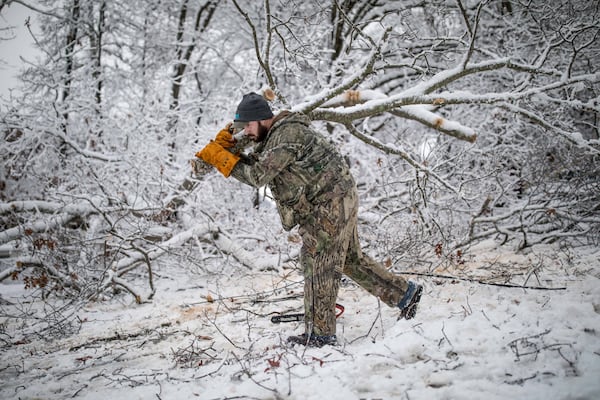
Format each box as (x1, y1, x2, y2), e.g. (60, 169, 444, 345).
(500, 103, 600, 154)
(344, 123, 459, 194)
(293, 28, 391, 113)
(112, 223, 213, 273)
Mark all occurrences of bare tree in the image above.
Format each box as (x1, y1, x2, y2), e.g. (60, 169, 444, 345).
(0, 0, 598, 340)
(228, 0, 599, 256)
(170, 0, 218, 113)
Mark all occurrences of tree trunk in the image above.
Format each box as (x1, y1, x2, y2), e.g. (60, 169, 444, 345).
(168, 0, 218, 145)
(60, 0, 81, 141)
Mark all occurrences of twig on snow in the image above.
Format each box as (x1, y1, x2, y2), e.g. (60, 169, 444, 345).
(396, 271, 566, 290)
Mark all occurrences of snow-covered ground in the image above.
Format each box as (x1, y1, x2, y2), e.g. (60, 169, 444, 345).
(1, 241, 599, 400)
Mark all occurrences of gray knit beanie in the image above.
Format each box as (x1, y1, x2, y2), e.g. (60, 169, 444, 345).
(233, 92, 273, 128)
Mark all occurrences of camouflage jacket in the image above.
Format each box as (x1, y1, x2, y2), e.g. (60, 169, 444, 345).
(230, 112, 355, 230)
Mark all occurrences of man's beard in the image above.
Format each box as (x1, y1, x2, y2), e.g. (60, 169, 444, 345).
(255, 123, 269, 142)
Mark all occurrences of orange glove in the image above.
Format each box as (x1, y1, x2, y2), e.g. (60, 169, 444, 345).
(195, 141, 240, 177)
(214, 123, 235, 149)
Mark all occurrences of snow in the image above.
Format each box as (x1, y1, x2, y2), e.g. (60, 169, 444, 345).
(1, 2, 599, 398)
(1, 242, 599, 400)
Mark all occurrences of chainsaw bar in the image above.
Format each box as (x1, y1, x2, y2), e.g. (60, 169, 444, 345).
(270, 303, 345, 324)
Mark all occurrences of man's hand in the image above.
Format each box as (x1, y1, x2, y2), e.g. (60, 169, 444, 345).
(214, 123, 236, 149)
(195, 141, 240, 177)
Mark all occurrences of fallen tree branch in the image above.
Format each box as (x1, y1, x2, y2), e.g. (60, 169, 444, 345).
(68, 323, 176, 352)
(0, 199, 110, 245)
(396, 271, 566, 290)
(0, 264, 18, 282)
(0, 214, 76, 245)
(112, 223, 213, 273)
(210, 229, 296, 271)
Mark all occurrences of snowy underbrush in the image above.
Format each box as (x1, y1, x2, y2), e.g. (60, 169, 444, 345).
(0, 241, 599, 400)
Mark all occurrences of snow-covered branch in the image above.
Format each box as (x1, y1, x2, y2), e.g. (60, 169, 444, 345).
(111, 221, 292, 277)
(344, 123, 459, 194)
(307, 53, 598, 148)
(499, 103, 600, 154)
(0, 214, 76, 246)
(309, 71, 599, 149)
(47, 129, 123, 162)
(459, 197, 598, 250)
(0, 200, 100, 215)
(390, 106, 477, 143)
(112, 223, 213, 273)
(211, 229, 295, 271)
(292, 28, 391, 114)
(315, 70, 599, 117)
(0, 199, 113, 245)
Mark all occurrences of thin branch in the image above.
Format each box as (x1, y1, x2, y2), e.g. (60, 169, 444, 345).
(456, 0, 473, 38)
(230, 0, 265, 72)
(45, 129, 123, 162)
(5, 0, 73, 21)
(294, 28, 391, 113)
(129, 244, 156, 299)
(205, 310, 243, 350)
(396, 271, 566, 290)
(499, 103, 600, 154)
(343, 123, 459, 194)
(262, 0, 275, 89)
(230, 0, 286, 104)
(457, 0, 487, 69)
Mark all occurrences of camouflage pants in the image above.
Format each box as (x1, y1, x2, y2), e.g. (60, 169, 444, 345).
(299, 185, 409, 336)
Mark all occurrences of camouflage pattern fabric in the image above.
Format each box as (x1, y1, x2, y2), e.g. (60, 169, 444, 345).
(299, 185, 409, 335)
(230, 112, 409, 336)
(231, 112, 354, 228)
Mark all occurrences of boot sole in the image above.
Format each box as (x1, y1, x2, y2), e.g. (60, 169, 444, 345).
(287, 334, 337, 347)
(400, 284, 423, 320)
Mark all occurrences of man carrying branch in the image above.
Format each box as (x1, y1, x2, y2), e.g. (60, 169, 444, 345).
(196, 92, 422, 347)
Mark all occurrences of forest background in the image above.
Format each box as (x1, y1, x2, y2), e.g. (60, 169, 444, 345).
(0, 1, 599, 398)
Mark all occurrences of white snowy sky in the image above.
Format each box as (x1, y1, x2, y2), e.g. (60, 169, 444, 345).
(0, 4, 39, 98)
